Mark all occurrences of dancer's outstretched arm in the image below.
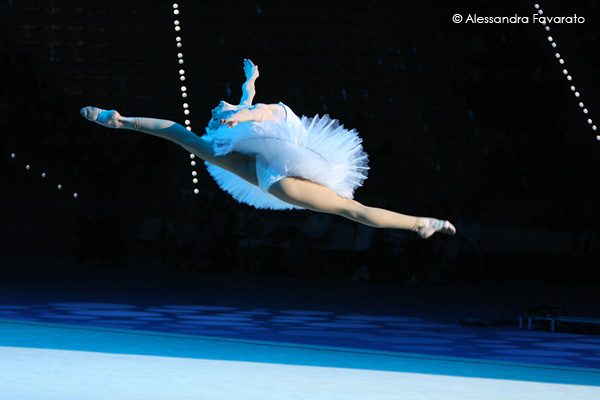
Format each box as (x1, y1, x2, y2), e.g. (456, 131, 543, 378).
(220, 104, 285, 129)
(240, 59, 259, 106)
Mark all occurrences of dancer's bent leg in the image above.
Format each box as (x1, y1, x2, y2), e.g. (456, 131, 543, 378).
(80, 107, 257, 185)
(269, 177, 455, 238)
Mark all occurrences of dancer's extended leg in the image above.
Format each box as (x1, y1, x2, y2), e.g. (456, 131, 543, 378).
(80, 107, 257, 185)
(269, 177, 455, 238)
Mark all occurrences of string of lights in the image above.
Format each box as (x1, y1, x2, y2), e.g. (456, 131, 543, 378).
(6, 4, 198, 200)
(172, 3, 200, 195)
(9, 152, 78, 199)
(534, 3, 598, 141)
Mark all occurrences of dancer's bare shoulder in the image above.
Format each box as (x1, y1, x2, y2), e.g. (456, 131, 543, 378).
(251, 103, 286, 121)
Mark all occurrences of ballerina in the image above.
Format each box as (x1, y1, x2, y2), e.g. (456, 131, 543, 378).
(80, 59, 455, 239)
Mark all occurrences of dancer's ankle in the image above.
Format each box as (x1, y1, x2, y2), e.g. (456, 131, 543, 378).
(119, 117, 135, 130)
(129, 117, 145, 131)
(412, 217, 422, 232)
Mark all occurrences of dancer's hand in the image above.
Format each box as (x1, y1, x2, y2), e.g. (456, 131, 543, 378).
(221, 116, 239, 129)
(241, 59, 258, 106)
(243, 59, 259, 80)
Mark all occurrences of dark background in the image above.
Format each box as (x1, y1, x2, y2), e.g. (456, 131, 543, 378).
(1, 0, 599, 284)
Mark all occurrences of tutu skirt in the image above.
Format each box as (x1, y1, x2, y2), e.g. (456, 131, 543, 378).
(202, 103, 369, 210)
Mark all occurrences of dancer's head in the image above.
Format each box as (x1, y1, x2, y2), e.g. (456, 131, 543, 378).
(207, 101, 236, 131)
(207, 115, 220, 130)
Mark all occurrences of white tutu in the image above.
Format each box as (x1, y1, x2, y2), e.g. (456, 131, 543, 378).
(202, 103, 369, 210)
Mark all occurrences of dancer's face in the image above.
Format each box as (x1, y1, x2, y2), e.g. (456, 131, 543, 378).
(208, 101, 235, 130)
(208, 115, 220, 130)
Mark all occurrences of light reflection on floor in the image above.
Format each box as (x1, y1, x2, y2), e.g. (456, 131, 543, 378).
(3, 345, 598, 400)
(1, 302, 600, 369)
(1, 319, 599, 400)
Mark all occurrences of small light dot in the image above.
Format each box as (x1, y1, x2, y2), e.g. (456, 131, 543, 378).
(182, 93, 187, 98)
(588, 119, 593, 124)
(593, 126, 597, 131)
(547, 36, 553, 42)
(181, 86, 187, 91)
(559, 59, 565, 64)
(579, 102, 584, 107)
(538, 10, 543, 15)
(174, 9, 179, 15)
(178, 59, 184, 65)
(177, 43, 182, 48)
(73, 193, 78, 198)
(570, 86, 576, 91)
(583, 109, 588, 114)
(563, 69, 568, 75)
(11, 153, 16, 159)
(41, 172, 46, 178)
(57, 184, 62, 190)
(535, 4, 540, 9)
(174, 20, 179, 26)
(545, 26, 550, 31)
(194, 188, 200, 194)
(180, 76, 185, 81)
(179, 69, 185, 75)
(575, 92, 580, 97)
(192, 171, 197, 177)
(25, 165, 30, 170)
(191, 161, 196, 166)
(184, 109, 190, 115)
(186, 126, 192, 131)
(190, 154, 195, 159)
(175, 26, 180, 31)
(193, 178, 198, 184)
(183, 103, 188, 108)
(555, 53, 560, 58)
(177, 53, 183, 58)
(185, 119, 190, 125)
(173, 3, 178, 9)
(176, 37, 181, 42)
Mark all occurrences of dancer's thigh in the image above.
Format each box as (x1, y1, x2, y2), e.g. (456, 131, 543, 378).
(186, 136, 258, 186)
(268, 177, 358, 215)
(213, 152, 258, 186)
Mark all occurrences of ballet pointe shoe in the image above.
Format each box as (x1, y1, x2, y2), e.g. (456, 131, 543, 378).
(416, 218, 456, 239)
(80, 107, 123, 129)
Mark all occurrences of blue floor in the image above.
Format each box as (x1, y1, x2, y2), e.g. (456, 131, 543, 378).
(1, 255, 599, 397)
(1, 318, 599, 386)
(2, 300, 600, 370)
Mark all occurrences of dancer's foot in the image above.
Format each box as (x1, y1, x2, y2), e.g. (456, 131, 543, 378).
(80, 107, 124, 129)
(417, 218, 456, 239)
